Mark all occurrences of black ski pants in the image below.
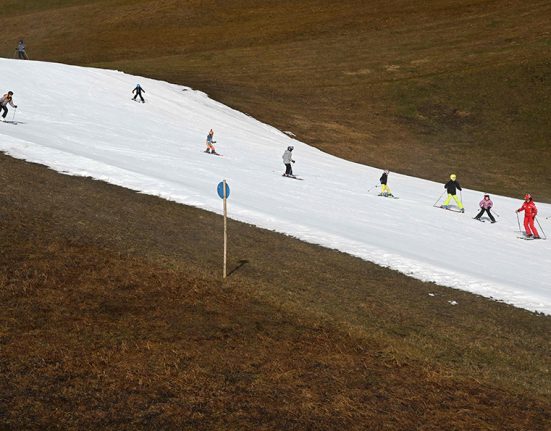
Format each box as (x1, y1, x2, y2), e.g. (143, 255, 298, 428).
(133, 93, 145, 102)
(475, 208, 496, 222)
(284, 163, 293, 176)
(0, 105, 8, 118)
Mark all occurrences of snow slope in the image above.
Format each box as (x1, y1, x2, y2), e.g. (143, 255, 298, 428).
(1, 59, 550, 314)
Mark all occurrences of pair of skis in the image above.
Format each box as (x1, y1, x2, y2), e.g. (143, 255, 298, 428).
(378, 193, 399, 199)
(282, 174, 303, 180)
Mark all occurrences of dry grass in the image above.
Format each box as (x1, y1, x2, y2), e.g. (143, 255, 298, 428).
(1, 154, 550, 429)
(1, 1, 551, 428)
(1, 0, 550, 199)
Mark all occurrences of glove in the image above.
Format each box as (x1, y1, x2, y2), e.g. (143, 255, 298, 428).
(14, 105, 17, 108)
(292, 160, 295, 163)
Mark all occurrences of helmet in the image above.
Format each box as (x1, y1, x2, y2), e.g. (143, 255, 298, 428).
(450, 174, 456, 180)
(288, 146, 294, 151)
(484, 193, 490, 198)
(384, 169, 389, 174)
(524, 193, 532, 200)
(7, 91, 13, 95)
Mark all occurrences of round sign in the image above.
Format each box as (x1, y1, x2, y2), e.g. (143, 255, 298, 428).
(217, 181, 230, 199)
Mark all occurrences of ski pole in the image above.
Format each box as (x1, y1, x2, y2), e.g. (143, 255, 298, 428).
(492, 209, 500, 218)
(11, 107, 17, 123)
(536, 217, 547, 239)
(516, 212, 522, 233)
(367, 184, 379, 193)
(433, 191, 445, 207)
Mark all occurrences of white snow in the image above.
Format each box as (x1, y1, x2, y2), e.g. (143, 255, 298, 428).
(1, 59, 550, 314)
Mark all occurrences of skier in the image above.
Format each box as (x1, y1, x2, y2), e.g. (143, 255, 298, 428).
(282, 146, 295, 177)
(15, 40, 28, 60)
(516, 194, 540, 239)
(132, 84, 145, 103)
(473, 193, 496, 223)
(204, 129, 219, 155)
(442, 174, 464, 212)
(378, 169, 393, 197)
(0, 91, 17, 121)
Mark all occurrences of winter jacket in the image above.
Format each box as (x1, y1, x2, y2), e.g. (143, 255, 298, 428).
(444, 180, 462, 195)
(479, 198, 493, 209)
(380, 172, 388, 185)
(132, 86, 145, 95)
(518, 201, 538, 218)
(17, 42, 26, 52)
(0, 94, 16, 108)
(282, 149, 293, 164)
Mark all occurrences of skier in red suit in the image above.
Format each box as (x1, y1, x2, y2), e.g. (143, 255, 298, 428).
(516, 194, 540, 239)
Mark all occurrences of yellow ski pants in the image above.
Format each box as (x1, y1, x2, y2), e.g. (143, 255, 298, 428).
(442, 194, 463, 209)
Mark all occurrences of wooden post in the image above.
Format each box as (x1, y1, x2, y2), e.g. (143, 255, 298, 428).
(223, 179, 227, 280)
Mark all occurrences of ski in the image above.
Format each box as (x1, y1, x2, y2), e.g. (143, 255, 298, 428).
(378, 194, 399, 199)
(282, 174, 303, 181)
(474, 218, 496, 223)
(1, 121, 18, 125)
(202, 151, 223, 157)
(438, 206, 464, 213)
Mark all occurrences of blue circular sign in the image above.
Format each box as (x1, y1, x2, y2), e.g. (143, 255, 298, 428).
(217, 181, 230, 199)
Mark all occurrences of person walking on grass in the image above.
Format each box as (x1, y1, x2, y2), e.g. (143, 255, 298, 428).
(442, 173, 464, 212)
(516, 194, 540, 239)
(15, 40, 28, 60)
(378, 169, 393, 197)
(204, 129, 219, 155)
(282, 146, 295, 177)
(473, 193, 496, 223)
(132, 84, 145, 103)
(0, 91, 17, 121)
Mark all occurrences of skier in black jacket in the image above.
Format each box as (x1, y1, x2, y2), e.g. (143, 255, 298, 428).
(442, 174, 464, 212)
(378, 169, 393, 197)
(132, 84, 145, 103)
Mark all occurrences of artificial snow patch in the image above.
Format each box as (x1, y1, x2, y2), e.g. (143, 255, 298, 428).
(448, 300, 458, 306)
(1, 58, 551, 315)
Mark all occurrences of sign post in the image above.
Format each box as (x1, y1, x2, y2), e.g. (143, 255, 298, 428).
(217, 180, 230, 279)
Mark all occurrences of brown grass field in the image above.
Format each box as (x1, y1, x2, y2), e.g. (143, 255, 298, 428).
(1, 0, 551, 429)
(1, 0, 550, 200)
(1, 154, 550, 430)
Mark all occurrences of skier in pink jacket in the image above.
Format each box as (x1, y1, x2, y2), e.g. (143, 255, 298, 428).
(473, 194, 496, 223)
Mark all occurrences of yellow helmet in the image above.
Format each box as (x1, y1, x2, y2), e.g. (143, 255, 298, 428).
(450, 174, 457, 180)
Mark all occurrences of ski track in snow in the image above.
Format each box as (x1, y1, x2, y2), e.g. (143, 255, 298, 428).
(1, 59, 550, 314)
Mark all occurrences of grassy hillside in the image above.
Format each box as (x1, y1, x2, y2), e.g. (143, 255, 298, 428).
(1, 2, 551, 428)
(1, 0, 550, 200)
(1, 154, 550, 429)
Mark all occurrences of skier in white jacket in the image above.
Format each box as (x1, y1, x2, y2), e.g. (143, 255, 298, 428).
(0, 91, 17, 121)
(282, 146, 295, 177)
